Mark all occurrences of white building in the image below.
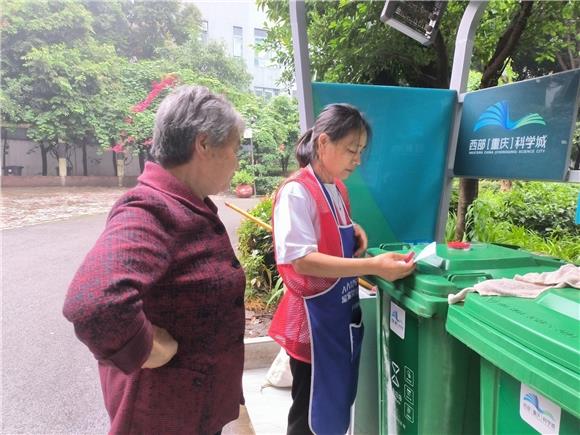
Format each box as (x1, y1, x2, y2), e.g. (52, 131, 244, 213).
(192, 0, 285, 98)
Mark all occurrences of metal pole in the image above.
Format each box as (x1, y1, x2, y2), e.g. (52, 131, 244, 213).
(289, 0, 314, 132)
(434, 0, 487, 242)
(250, 137, 257, 195)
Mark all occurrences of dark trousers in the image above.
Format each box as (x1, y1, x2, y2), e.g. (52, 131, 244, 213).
(287, 356, 314, 435)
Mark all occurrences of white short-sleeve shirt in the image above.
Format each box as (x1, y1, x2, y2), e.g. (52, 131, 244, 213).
(274, 167, 350, 264)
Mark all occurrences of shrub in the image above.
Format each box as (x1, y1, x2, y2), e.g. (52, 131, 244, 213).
(237, 197, 281, 309)
(495, 181, 579, 237)
(255, 175, 284, 195)
(231, 169, 255, 189)
(462, 181, 580, 263)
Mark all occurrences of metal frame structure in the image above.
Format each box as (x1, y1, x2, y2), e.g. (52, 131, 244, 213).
(435, 0, 487, 241)
(290, 0, 314, 132)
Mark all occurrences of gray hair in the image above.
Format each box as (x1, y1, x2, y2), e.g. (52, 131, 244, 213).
(150, 85, 244, 167)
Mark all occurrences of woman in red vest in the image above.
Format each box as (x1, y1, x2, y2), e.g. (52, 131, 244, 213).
(270, 103, 415, 435)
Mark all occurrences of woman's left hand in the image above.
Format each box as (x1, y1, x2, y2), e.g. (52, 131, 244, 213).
(353, 224, 368, 257)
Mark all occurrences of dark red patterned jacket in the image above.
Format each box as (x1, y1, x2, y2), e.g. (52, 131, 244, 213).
(63, 162, 246, 435)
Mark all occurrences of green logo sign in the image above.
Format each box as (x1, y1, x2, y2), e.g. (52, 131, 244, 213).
(455, 69, 580, 181)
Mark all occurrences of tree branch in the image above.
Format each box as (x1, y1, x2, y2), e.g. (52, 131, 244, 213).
(556, 53, 569, 72)
(481, 1, 534, 89)
(432, 31, 450, 88)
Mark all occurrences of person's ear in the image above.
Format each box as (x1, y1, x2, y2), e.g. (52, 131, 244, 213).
(318, 132, 329, 154)
(194, 133, 210, 158)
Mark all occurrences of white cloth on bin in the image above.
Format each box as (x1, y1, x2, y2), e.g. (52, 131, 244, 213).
(448, 264, 580, 304)
(262, 348, 293, 390)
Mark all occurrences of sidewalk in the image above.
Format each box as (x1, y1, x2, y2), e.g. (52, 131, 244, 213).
(1, 186, 128, 229)
(224, 368, 292, 435)
(2, 185, 290, 433)
(0, 186, 262, 250)
(242, 368, 292, 434)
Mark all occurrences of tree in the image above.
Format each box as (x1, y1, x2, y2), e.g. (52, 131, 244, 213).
(1, 0, 254, 176)
(265, 95, 300, 175)
(256, 0, 452, 88)
(245, 95, 300, 178)
(1, 0, 120, 175)
(96, 56, 260, 174)
(164, 39, 252, 90)
(83, 0, 201, 60)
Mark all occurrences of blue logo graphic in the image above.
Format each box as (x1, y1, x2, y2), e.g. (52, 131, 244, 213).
(473, 101, 546, 132)
(523, 393, 555, 421)
(391, 311, 400, 322)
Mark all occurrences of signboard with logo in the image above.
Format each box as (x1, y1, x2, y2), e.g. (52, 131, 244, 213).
(454, 69, 580, 180)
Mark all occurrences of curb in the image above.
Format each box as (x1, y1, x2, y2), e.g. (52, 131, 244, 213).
(244, 336, 280, 370)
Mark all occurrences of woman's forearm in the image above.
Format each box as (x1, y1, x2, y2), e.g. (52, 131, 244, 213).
(292, 252, 378, 277)
(292, 251, 415, 282)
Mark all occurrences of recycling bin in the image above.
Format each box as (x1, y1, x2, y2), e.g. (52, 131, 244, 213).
(366, 242, 564, 435)
(351, 289, 379, 435)
(447, 285, 579, 434)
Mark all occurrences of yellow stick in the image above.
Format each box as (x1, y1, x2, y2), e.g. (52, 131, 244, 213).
(225, 201, 272, 232)
(225, 201, 377, 292)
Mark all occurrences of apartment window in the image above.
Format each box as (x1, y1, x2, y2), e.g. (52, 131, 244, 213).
(254, 87, 277, 100)
(254, 28, 268, 67)
(200, 20, 208, 43)
(233, 26, 243, 58)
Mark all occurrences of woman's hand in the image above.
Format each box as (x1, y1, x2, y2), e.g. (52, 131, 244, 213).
(353, 224, 368, 257)
(142, 325, 178, 369)
(371, 252, 415, 282)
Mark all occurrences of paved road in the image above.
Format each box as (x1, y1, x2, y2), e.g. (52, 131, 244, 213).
(1, 194, 260, 434)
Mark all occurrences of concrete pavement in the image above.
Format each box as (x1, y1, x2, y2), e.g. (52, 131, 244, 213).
(1, 193, 261, 434)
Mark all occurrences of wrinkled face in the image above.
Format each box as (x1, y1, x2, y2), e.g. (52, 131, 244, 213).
(207, 129, 241, 194)
(318, 128, 367, 180)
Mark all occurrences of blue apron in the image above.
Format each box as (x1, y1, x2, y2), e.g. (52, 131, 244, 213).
(304, 181, 364, 435)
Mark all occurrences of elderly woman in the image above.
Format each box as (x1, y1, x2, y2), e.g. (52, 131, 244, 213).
(63, 85, 246, 435)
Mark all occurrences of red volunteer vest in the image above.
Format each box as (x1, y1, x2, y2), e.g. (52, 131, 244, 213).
(268, 167, 351, 363)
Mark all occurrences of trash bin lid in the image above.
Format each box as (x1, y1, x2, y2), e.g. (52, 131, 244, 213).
(368, 243, 564, 317)
(447, 288, 580, 416)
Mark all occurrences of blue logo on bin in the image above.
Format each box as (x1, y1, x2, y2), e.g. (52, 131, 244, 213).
(523, 393, 555, 421)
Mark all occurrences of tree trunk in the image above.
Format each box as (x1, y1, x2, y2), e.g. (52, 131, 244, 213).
(40, 142, 48, 176)
(455, 178, 479, 240)
(480, 1, 534, 89)
(82, 141, 88, 176)
(432, 32, 450, 89)
(281, 155, 289, 175)
(138, 148, 146, 173)
(112, 151, 118, 176)
(455, 1, 534, 240)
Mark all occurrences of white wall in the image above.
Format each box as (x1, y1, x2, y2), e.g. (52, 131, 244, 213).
(2, 138, 142, 177)
(192, 0, 284, 93)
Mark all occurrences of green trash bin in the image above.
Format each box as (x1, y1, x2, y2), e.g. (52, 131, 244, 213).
(367, 242, 565, 435)
(447, 286, 580, 434)
(352, 290, 379, 435)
